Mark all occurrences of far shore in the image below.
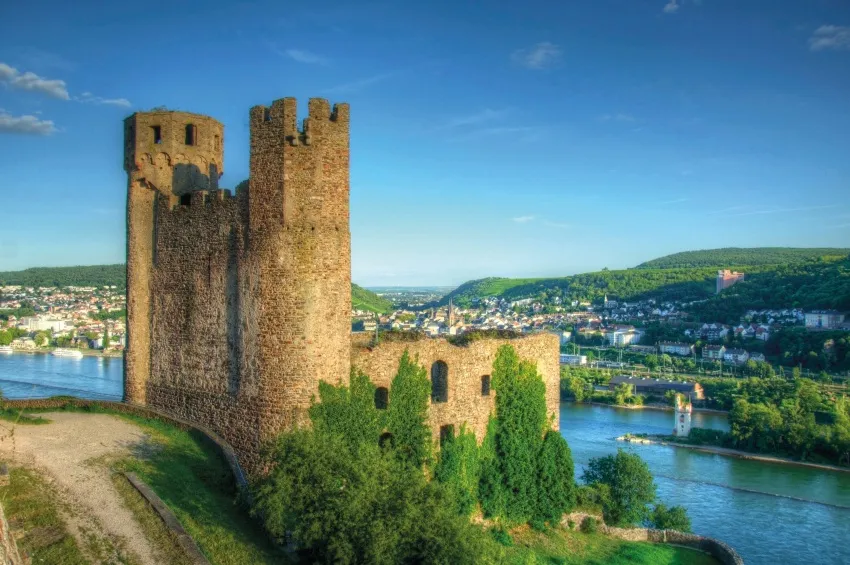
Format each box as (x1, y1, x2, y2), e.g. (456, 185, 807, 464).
(578, 400, 729, 415)
(2, 348, 123, 359)
(618, 434, 850, 474)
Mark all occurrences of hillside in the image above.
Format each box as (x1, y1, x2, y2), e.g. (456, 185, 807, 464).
(636, 247, 850, 269)
(352, 283, 393, 313)
(0, 264, 392, 313)
(437, 277, 545, 307)
(0, 265, 126, 288)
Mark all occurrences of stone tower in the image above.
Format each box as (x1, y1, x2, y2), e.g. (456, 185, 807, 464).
(673, 394, 692, 437)
(123, 98, 351, 467)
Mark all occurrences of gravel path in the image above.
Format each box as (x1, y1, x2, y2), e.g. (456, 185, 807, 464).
(0, 411, 163, 565)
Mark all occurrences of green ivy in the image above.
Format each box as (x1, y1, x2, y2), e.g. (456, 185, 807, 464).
(434, 424, 481, 516)
(385, 349, 433, 468)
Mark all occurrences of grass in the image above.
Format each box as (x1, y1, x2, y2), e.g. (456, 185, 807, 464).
(502, 525, 719, 565)
(0, 406, 51, 425)
(111, 473, 193, 565)
(104, 412, 288, 565)
(0, 466, 89, 564)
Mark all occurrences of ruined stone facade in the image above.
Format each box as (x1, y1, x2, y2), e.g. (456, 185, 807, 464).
(124, 97, 559, 469)
(125, 99, 351, 467)
(351, 333, 560, 443)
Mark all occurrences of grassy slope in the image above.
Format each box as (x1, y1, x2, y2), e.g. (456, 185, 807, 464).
(439, 277, 546, 306)
(504, 525, 718, 565)
(635, 247, 850, 269)
(352, 283, 393, 313)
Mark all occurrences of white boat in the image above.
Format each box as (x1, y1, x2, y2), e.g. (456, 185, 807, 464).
(0, 346, 12, 354)
(52, 348, 84, 358)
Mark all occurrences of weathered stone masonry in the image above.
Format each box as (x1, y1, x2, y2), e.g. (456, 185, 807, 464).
(124, 97, 560, 471)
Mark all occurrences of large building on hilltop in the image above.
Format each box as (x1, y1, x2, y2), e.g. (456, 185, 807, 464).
(716, 269, 744, 293)
(124, 97, 559, 470)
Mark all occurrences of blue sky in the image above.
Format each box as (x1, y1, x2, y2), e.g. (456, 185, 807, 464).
(1, 0, 848, 286)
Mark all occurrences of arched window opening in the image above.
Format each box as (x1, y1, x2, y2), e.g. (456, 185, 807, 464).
(180, 193, 192, 206)
(481, 375, 491, 396)
(431, 360, 448, 403)
(439, 425, 455, 447)
(185, 124, 196, 146)
(379, 432, 394, 449)
(375, 387, 388, 410)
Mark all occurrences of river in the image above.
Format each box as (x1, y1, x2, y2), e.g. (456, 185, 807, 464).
(0, 354, 847, 564)
(561, 402, 850, 565)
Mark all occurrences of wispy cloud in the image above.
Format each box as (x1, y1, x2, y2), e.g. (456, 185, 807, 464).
(0, 109, 57, 135)
(0, 62, 69, 99)
(512, 215, 535, 223)
(809, 25, 850, 51)
(511, 42, 561, 70)
(323, 72, 394, 94)
(720, 205, 833, 218)
(600, 113, 636, 123)
(438, 108, 510, 130)
(543, 220, 571, 229)
(284, 48, 329, 65)
(659, 197, 689, 205)
(77, 92, 132, 108)
(663, 0, 679, 14)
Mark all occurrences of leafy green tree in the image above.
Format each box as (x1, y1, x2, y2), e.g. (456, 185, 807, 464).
(434, 424, 480, 517)
(582, 449, 657, 526)
(385, 350, 432, 468)
(309, 368, 383, 451)
(650, 503, 692, 532)
(534, 431, 576, 525)
(561, 375, 592, 403)
(613, 382, 632, 405)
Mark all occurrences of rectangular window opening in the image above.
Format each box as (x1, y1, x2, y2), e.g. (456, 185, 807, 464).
(152, 125, 162, 144)
(185, 124, 196, 146)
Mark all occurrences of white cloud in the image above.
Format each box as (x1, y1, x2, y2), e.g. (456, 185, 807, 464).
(809, 25, 850, 51)
(663, 0, 680, 14)
(0, 62, 69, 99)
(511, 42, 561, 70)
(543, 220, 571, 229)
(77, 92, 132, 108)
(512, 215, 535, 223)
(284, 48, 329, 65)
(324, 73, 394, 94)
(0, 109, 57, 135)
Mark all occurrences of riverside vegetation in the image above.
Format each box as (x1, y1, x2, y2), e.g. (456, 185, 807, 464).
(250, 345, 704, 564)
(561, 365, 850, 467)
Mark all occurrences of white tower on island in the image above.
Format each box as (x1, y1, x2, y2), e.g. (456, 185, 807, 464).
(674, 394, 692, 437)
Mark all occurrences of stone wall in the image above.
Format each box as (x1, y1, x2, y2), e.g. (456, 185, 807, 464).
(351, 333, 560, 442)
(0, 502, 26, 565)
(562, 512, 744, 565)
(124, 98, 352, 470)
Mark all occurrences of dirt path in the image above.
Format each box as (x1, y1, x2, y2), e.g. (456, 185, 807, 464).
(0, 412, 163, 565)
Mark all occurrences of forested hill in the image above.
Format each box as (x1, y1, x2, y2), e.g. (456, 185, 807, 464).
(0, 264, 126, 288)
(352, 284, 393, 313)
(635, 247, 850, 269)
(0, 264, 392, 313)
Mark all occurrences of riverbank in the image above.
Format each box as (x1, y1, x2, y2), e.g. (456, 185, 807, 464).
(3, 348, 123, 359)
(587, 401, 728, 415)
(616, 434, 850, 475)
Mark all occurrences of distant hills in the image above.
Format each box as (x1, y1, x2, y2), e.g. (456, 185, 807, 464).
(635, 247, 850, 269)
(437, 248, 850, 319)
(0, 264, 392, 314)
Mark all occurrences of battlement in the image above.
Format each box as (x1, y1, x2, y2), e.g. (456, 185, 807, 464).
(249, 97, 349, 145)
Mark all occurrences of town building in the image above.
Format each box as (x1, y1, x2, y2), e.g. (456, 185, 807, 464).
(659, 341, 694, 356)
(608, 376, 704, 401)
(702, 345, 726, 360)
(804, 310, 845, 330)
(723, 348, 749, 365)
(716, 270, 745, 293)
(560, 354, 588, 366)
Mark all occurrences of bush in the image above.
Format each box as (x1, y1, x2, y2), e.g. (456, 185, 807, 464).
(534, 431, 576, 524)
(434, 424, 480, 516)
(580, 516, 598, 533)
(490, 527, 513, 547)
(650, 503, 692, 532)
(582, 449, 657, 527)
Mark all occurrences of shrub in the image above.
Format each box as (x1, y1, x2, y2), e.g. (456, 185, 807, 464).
(490, 527, 513, 547)
(582, 449, 657, 527)
(434, 424, 480, 516)
(533, 431, 576, 525)
(385, 350, 432, 468)
(650, 503, 692, 532)
(580, 516, 598, 533)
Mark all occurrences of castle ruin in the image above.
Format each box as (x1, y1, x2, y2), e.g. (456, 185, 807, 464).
(124, 97, 559, 469)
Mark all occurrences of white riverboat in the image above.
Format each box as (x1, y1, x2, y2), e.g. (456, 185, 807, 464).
(51, 348, 84, 358)
(0, 346, 12, 354)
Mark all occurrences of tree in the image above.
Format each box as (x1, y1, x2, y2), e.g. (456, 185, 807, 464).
(650, 503, 691, 532)
(534, 431, 576, 525)
(309, 368, 383, 452)
(434, 424, 480, 517)
(614, 382, 632, 405)
(582, 449, 657, 526)
(102, 328, 111, 349)
(562, 375, 592, 403)
(385, 350, 432, 468)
